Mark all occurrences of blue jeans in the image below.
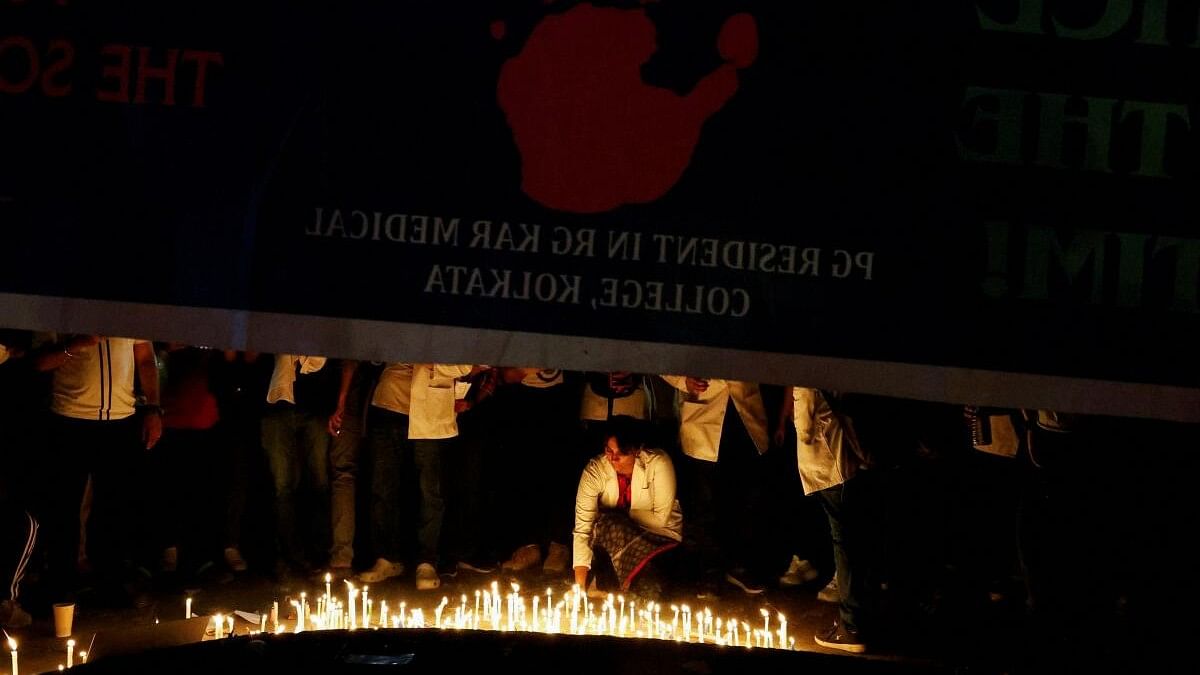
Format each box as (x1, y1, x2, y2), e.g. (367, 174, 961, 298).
(817, 472, 880, 637)
(367, 408, 445, 565)
(261, 404, 331, 568)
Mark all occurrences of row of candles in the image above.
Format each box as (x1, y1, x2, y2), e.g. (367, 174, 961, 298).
(3, 576, 795, 675)
(5, 634, 87, 675)
(198, 575, 795, 651)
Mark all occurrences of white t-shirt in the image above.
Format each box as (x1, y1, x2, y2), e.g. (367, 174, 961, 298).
(51, 337, 148, 421)
(371, 363, 473, 439)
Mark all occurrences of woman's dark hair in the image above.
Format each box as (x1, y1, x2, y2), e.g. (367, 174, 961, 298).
(606, 415, 650, 455)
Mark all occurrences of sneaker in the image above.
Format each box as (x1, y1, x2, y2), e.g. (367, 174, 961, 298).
(724, 568, 766, 595)
(818, 577, 840, 603)
(457, 558, 498, 574)
(542, 542, 570, 574)
(779, 555, 819, 587)
(415, 562, 440, 591)
(500, 544, 542, 572)
(359, 558, 405, 583)
(223, 547, 248, 573)
(0, 600, 32, 629)
(814, 619, 867, 654)
(161, 546, 179, 574)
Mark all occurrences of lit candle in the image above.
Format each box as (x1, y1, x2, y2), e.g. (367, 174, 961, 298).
(742, 622, 750, 648)
(380, 601, 388, 629)
(185, 597, 192, 619)
(227, 615, 235, 638)
(761, 608, 770, 640)
(271, 601, 279, 630)
(325, 573, 332, 607)
(57, 666, 63, 673)
(214, 613, 224, 639)
(78, 652, 87, 664)
(66, 639, 75, 668)
(361, 587, 368, 628)
(346, 582, 357, 630)
(260, 612, 267, 633)
(777, 613, 787, 649)
(532, 596, 539, 631)
(10, 637, 18, 675)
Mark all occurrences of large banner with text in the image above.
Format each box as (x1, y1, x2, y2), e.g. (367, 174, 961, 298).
(2, 0, 1197, 418)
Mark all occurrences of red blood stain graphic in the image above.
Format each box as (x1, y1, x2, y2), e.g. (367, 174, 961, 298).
(497, 3, 757, 214)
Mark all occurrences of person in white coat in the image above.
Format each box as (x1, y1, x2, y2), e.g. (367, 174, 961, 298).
(573, 416, 682, 596)
(360, 363, 473, 590)
(661, 375, 771, 594)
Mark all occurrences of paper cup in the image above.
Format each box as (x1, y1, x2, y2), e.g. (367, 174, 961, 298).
(53, 602, 74, 638)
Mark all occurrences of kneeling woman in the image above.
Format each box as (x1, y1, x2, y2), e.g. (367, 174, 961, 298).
(573, 416, 683, 595)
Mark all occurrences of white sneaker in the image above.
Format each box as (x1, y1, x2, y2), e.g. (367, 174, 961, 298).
(223, 547, 248, 573)
(542, 542, 570, 574)
(779, 555, 819, 586)
(359, 557, 405, 583)
(817, 577, 840, 603)
(415, 562, 440, 591)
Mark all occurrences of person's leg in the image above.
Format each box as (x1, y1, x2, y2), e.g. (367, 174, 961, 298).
(261, 406, 302, 570)
(220, 417, 252, 570)
(86, 415, 146, 596)
(367, 409, 407, 565)
(412, 439, 446, 568)
(328, 424, 360, 570)
(0, 503, 37, 626)
(681, 456, 720, 575)
(42, 416, 91, 602)
(301, 412, 332, 568)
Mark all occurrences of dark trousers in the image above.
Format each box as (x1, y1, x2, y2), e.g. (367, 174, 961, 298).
(261, 404, 331, 568)
(492, 384, 578, 552)
(42, 413, 145, 602)
(367, 408, 445, 565)
(445, 404, 500, 564)
(817, 471, 884, 637)
(152, 427, 224, 569)
(0, 502, 37, 603)
(682, 403, 766, 574)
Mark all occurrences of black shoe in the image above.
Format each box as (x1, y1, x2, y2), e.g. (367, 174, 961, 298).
(814, 619, 868, 654)
(724, 568, 766, 595)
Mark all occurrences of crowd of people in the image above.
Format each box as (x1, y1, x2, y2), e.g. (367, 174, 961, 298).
(0, 328, 1190, 660)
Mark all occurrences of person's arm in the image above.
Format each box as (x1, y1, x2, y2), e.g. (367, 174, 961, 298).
(660, 375, 709, 398)
(572, 461, 604, 586)
(134, 341, 163, 450)
(33, 334, 100, 372)
(329, 360, 359, 435)
(432, 364, 473, 379)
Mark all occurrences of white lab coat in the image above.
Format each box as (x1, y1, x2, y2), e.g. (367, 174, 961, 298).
(572, 447, 683, 569)
(661, 376, 769, 462)
(372, 363, 473, 439)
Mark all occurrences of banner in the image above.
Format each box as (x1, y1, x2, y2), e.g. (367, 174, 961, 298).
(2, 1, 1197, 420)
